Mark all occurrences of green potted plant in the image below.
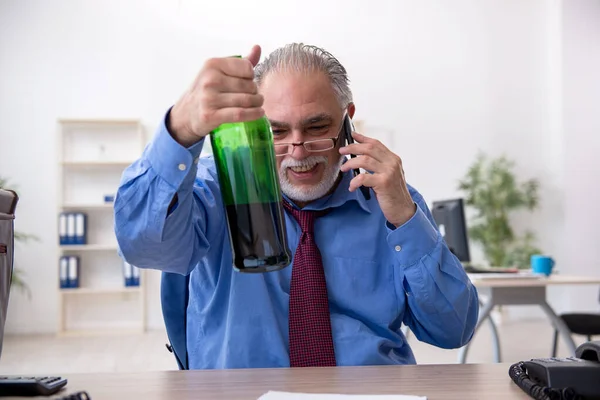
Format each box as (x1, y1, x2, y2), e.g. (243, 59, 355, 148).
(458, 152, 542, 269)
(0, 176, 36, 298)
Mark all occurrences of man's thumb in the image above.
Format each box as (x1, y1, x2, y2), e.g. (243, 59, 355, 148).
(246, 45, 261, 67)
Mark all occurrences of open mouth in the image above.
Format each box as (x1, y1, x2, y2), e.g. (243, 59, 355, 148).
(287, 164, 321, 180)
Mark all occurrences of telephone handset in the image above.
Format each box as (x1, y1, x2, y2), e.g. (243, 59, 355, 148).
(342, 114, 371, 201)
(509, 339, 600, 400)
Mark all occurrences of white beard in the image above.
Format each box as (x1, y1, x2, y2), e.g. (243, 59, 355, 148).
(279, 155, 344, 203)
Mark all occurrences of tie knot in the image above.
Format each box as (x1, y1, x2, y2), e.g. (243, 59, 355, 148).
(283, 201, 329, 233)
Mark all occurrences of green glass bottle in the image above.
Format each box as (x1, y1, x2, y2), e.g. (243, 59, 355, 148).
(210, 116, 292, 273)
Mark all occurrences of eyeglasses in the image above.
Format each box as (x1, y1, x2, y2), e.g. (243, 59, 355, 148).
(273, 137, 342, 156)
(273, 116, 345, 157)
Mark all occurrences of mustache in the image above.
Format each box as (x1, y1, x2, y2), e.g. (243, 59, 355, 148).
(280, 156, 328, 169)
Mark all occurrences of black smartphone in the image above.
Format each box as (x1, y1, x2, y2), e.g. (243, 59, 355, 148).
(342, 115, 371, 200)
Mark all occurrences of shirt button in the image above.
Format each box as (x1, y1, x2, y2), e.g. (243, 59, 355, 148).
(395, 245, 402, 252)
(178, 163, 186, 171)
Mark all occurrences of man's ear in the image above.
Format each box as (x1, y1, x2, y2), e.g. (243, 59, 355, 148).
(347, 102, 356, 119)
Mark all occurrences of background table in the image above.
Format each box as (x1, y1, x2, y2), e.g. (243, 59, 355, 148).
(460, 274, 600, 363)
(11, 364, 532, 400)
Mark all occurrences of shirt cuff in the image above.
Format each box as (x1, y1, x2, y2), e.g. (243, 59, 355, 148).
(386, 205, 440, 267)
(147, 108, 205, 189)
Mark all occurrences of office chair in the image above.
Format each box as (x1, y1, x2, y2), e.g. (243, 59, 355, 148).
(160, 271, 191, 370)
(551, 288, 600, 357)
(0, 188, 18, 359)
(0, 188, 74, 396)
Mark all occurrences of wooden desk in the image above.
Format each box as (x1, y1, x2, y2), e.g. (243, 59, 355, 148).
(16, 364, 531, 400)
(468, 274, 600, 288)
(461, 274, 600, 363)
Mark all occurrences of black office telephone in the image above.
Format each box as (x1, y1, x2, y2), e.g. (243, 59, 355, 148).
(509, 339, 600, 400)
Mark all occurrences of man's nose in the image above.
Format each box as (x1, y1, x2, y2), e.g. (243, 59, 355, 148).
(290, 143, 310, 159)
(289, 131, 309, 159)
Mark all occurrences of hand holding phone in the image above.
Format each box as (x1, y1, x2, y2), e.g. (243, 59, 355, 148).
(339, 118, 417, 227)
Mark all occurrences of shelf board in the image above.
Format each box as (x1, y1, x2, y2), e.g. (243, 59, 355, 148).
(60, 287, 142, 295)
(58, 118, 141, 126)
(60, 161, 134, 167)
(61, 204, 114, 211)
(60, 244, 119, 251)
(57, 327, 145, 338)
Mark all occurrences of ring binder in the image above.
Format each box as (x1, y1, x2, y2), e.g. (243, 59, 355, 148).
(59, 257, 69, 288)
(69, 256, 80, 288)
(58, 213, 87, 246)
(67, 213, 75, 245)
(59, 213, 67, 245)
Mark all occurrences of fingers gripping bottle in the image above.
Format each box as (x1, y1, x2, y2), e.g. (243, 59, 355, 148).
(210, 110, 291, 273)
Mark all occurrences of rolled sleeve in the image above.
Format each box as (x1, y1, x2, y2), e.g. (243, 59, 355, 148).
(147, 111, 205, 190)
(386, 206, 440, 267)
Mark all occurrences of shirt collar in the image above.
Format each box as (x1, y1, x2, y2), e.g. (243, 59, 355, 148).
(282, 159, 372, 214)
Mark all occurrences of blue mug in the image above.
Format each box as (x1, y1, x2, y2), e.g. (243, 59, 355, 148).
(531, 255, 555, 276)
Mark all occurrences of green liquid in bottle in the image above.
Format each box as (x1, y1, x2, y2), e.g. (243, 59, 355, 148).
(210, 116, 291, 272)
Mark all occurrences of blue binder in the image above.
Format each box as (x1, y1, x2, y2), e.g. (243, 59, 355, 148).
(74, 213, 87, 245)
(132, 266, 140, 287)
(59, 213, 67, 245)
(123, 262, 133, 287)
(67, 256, 80, 288)
(59, 257, 69, 288)
(66, 213, 75, 245)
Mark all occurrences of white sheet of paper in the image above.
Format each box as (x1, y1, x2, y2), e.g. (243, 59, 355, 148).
(257, 391, 426, 400)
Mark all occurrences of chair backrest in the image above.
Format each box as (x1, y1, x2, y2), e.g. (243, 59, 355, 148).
(0, 188, 18, 359)
(160, 271, 191, 370)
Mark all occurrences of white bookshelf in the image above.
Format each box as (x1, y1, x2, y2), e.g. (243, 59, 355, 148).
(56, 118, 147, 336)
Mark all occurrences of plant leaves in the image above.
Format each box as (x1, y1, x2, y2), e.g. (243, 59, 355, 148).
(458, 153, 541, 268)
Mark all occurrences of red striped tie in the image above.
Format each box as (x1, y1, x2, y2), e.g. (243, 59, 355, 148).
(283, 201, 336, 367)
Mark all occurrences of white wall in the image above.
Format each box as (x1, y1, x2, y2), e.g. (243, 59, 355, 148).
(0, 0, 597, 334)
(562, 0, 600, 312)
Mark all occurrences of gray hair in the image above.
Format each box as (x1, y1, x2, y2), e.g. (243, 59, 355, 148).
(254, 43, 353, 108)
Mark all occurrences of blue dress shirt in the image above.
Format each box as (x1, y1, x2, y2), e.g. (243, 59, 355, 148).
(114, 111, 479, 369)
